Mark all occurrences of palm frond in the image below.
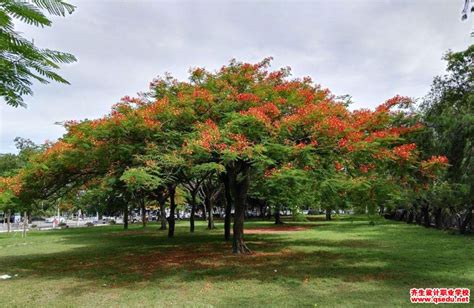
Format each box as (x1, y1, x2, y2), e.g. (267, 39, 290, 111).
(43, 49, 77, 63)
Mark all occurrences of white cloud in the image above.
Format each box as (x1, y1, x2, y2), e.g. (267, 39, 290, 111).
(1, 0, 472, 152)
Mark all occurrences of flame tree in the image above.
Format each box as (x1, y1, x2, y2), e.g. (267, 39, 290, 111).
(0, 58, 448, 253)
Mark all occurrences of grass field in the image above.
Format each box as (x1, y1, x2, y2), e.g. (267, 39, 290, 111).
(0, 216, 472, 307)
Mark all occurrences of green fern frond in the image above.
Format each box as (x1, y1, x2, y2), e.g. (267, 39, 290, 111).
(2, 1, 51, 27)
(32, 0, 75, 16)
(0, 0, 76, 107)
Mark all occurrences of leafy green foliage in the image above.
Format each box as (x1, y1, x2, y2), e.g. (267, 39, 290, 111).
(0, 0, 76, 107)
(421, 45, 473, 207)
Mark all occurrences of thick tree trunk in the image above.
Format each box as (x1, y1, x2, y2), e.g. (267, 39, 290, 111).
(422, 204, 430, 228)
(415, 209, 422, 224)
(208, 207, 214, 229)
(140, 198, 147, 228)
(224, 201, 232, 240)
(205, 197, 215, 229)
(222, 173, 232, 241)
(201, 203, 207, 222)
(325, 209, 332, 221)
(233, 197, 250, 254)
(167, 185, 176, 238)
(228, 162, 251, 254)
(123, 204, 129, 230)
(190, 193, 196, 233)
(275, 205, 283, 224)
(22, 211, 27, 238)
(259, 202, 265, 219)
(434, 208, 443, 229)
(460, 206, 473, 234)
(6, 210, 11, 233)
(406, 209, 414, 224)
(159, 198, 167, 230)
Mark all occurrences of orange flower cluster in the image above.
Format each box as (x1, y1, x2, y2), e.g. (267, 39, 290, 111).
(142, 97, 168, 115)
(334, 161, 344, 171)
(236, 93, 260, 103)
(196, 120, 226, 151)
(420, 155, 449, 178)
(420, 156, 449, 178)
(338, 138, 348, 148)
(275, 81, 301, 93)
(324, 116, 347, 133)
(351, 109, 375, 128)
(143, 117, 161, 129)
(297, 88, 315, 103)
(44, 140, 74, 158)
(0, 175, 22, 196)
(359, 163, 375, 173)
(193, 88, 214, 102)
(425, 155, 449, 165)
(267, 70, 285, 81)
(120, 95, 146, 106)
(375, 95, 412, 112)
(421, 155, 449, 170)
(241, 102, 280, 126)
(90, 117, 108, 129)
(229, 134, 252, 153)
(263, 162, 294, 178)
(264, 167, 277, 178)
(392, 143, 417, 160)
(138, 98, 168, 129)
(189, 67, 206, 79)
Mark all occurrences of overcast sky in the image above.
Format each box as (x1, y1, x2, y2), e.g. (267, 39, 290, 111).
(1, 0, 472, 153)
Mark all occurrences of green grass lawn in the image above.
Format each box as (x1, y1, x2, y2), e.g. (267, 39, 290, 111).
(0, 216, 472, 307)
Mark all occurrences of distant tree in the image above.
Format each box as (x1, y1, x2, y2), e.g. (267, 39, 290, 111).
(420, 45, 473, 232)
(121, 167, 162, 227)
(0, 137, 39, 176)
(0, 153, 21, 176)
(0, 0, 76, 107)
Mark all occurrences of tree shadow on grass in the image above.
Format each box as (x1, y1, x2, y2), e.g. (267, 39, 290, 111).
(0, 220, 472, 298)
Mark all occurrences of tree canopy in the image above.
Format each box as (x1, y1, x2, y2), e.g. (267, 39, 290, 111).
(0, 56, 458, 252)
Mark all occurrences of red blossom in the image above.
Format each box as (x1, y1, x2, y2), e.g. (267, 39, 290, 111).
(392, 143, 417, 160)
(359, 163, 375, 173)
(195, 120, 226, 152)
(338, 138, 348, 148)
(193, 88, 214, 101)
(334, 161, 344, 171)
(326, 116, 347, 133)
(44, 140, 74, 158)
(0, 174, 22, 196)
(229, 134, 251, 153)
(236, 93, 260, 103)
(426, 155, 449, 164)
(241, 102, 280, 126)
(420, 155, 449, 178)
(376, 95, 412, 112)
(264, 167, 277, 178)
